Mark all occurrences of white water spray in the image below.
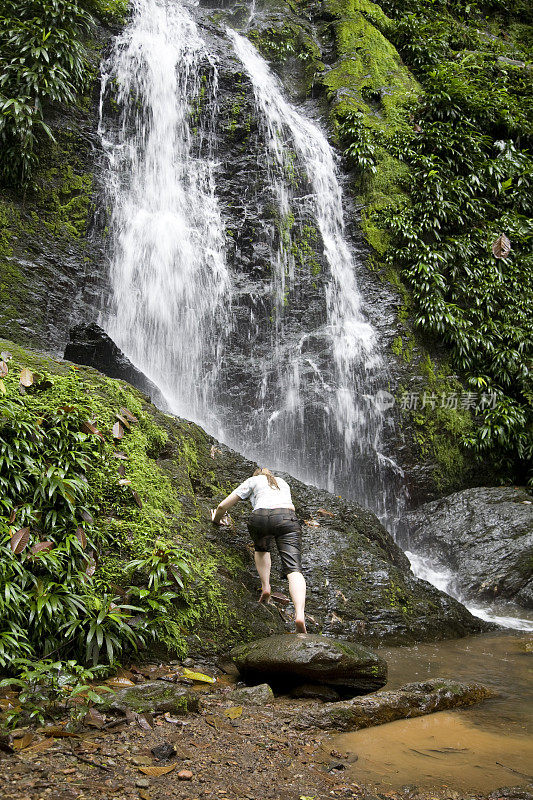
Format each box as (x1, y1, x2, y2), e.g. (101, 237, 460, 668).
(228, 29, 403, 523)
(98, 0, 230, 428)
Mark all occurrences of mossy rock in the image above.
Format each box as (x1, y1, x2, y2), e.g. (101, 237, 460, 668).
(105, 681, 199, 715)
(231, 633, 388, 694)
(294, 678, 496, 730)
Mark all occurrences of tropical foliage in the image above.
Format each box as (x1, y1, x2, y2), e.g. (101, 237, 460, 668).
(0, 353, 191, 674)
(340, 0, 532, 481)
(0, 0, 127, 184)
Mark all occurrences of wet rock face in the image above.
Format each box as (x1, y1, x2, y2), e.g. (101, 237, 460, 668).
(57, 329, 491, 648)
(294, 678, 496, 731)
(230, 634, 388, 695)
(64, 323, 168, 409)
(402, 487, 533, 609)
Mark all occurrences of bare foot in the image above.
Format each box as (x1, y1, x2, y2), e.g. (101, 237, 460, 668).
(295, 618, 307, 633)
(258, 588, 271, 604)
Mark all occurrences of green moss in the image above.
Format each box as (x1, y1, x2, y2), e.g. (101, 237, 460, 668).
(248, 23, 324, 94)
(397, 358, 475, 493)
(0, 201, 26, 341)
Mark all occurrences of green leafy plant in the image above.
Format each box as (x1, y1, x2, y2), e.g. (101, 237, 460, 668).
(343, 0, 532, 482)
(0, 658, 112, 728)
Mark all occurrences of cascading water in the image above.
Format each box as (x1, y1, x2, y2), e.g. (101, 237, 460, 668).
(97, 0, 529, 629)
(222, 30, 405, 526)
(98, 0, 230, 430)
(98, 0, 404, 529)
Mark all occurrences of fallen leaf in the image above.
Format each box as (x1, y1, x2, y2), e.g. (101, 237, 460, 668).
(138, 764, 176, 776)
(0, 380, 5, 395)
(115, 413, 131, 431)
(304, 519, 320, 527)
(0, 361, 8, 378)
(270, 591, 290, 605)
(210, 445, 222, 458)
(139, 791, 151, 800)
(81, 510, 94, 523)
(10, 527, 30, 554)
(30, 541, 53, 555)
(112, 421, 124, 439)
(41, 727, 80, 738)
(24, 737, 53, 752)
(180, 668, 216, 684)
(117, 478, 131, 486)
(132, 490, 143, 508)
(120, 407, 138, 423)
(84, 708, 106, 729)
(19, 368, 34, 387)
(81, 421, 104, 441)
(8, 508, 17, 524)
(317, 508, 334, 517)
(492, 232, 511, 259)
(223, 706, 242, 719)
(75, 527, 87, 549)
(13, 733, 34, 749)
(85, 554, 97, 577)
(113, 451, 129, 460)
(136, 714, 153, 730)
(58, 405, 76, 413)
(0, 351, 12, 361)
(117, 463, 126, 476)
(105, 677, 135, 688)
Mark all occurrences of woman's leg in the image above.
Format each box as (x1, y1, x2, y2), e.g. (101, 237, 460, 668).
(254, 550, 272, 603)
(287, 571, 306, 633)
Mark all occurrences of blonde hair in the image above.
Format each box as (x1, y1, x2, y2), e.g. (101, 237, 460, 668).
(253, 467, 280, 490)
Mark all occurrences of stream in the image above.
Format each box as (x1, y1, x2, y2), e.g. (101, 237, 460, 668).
(333, 631, 533, 793)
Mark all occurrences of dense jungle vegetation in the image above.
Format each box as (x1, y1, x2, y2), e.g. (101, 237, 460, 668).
(332, 0, 532, 483)
(0, 0, 531, 712)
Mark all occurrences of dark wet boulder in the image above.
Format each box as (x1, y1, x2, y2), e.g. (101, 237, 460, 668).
(294, 678, 496, 730)
(402, 487, 533, 609)
(104, 680, 199, 715)
(64, 323, 168, 409)
(230, 634, 387, 696)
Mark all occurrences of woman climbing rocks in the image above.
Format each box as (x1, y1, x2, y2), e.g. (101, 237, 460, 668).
(211, 468, 307, 633)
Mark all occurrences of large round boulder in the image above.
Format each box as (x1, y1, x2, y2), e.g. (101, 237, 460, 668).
(402, 486, 533, 609)
(230, 634, 387, 696)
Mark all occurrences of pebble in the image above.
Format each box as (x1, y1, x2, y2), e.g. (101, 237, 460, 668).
(178, 769, 193, 780)
(135, 778, 151, 788)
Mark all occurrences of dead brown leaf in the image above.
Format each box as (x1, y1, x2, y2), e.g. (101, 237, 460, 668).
(492, 232, 511, 259)
(75, 526, 87, 549)
(19, 368, 34, 387)
(10, 527, 30, 554)
(120, 407, 138, 423)
(112, 421, 124, 439)
(12, 733, 34, 749)
(30, 541, 54, 555)
(0, 361, 8, 378)
(138, 764, 176, 776)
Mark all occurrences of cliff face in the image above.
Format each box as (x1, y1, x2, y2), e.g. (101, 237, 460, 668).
(0, 0, 529, 506)
(0, 337, 489, 665)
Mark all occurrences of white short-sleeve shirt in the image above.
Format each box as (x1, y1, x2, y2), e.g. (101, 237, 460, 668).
(234, 474, 294, 511)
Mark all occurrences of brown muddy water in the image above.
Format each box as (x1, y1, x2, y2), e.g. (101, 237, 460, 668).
(332, 631, 533, 794)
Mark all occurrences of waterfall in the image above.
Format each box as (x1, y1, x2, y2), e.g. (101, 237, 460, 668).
(98, 0, 231, 429)
(97, 0, 403, 527)
(226, 30, 404, 525)
(96, 0, 529, 629)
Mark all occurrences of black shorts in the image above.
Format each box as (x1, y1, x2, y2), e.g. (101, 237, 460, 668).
(247, 508, 302, 576)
